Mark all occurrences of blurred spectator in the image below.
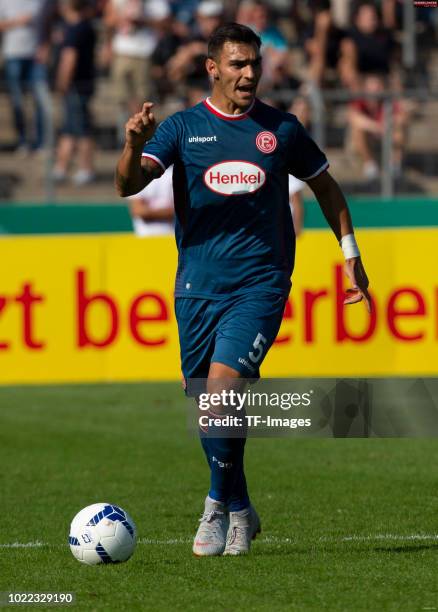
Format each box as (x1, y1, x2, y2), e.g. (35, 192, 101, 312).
(289, 174, 305, 237)
(129, 165, 174, 236)
(339, 2, 397, 91)
(92, 0, 108, 17)
(289, 94, 311, 130)
(36, 0, 100, 52)
(288, 93, 308, 236)
(236, 0, 289, 91)
(35, 0, 98, 79)
(348, 73, 409, 180)
(53, 0, 97, 185)
(236, 0, 287, 51)
(0, 0, 48, 152)
(330, 0, 350, 29)
(103, 0, 171, 126)
(380, 0, 397, 30)
(303, 0, 346, 87)
(35, 0, 59, 70)
(185, 81, 208, 107)
(330, 0, 397, 29)
(167, 0, 223, 86)
(170, 0, 199, 33)
(150, 9, 184, 100)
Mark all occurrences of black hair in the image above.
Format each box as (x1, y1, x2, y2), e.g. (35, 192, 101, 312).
(66, 0, 91, 13)
(311, 0, 331, 12)
(207, 23, 262, 60)
(352, 1, 380, 20)
(69, 0, 92, 11)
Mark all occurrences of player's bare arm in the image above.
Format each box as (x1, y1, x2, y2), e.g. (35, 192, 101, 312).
(307, 169, 372, 312)
(115, 102, 162, 197)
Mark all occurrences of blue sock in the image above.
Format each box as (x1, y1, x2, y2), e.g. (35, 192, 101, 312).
(207, 436, 241, 504)
(199, 429, 249, 509)
(199, 432, 212, 469)
(227, 457, 250, 511)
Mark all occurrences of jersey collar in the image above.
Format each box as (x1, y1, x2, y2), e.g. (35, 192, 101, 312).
(203, 97, 256, 121)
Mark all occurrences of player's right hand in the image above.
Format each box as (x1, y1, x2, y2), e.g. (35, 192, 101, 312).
(125, 102, 156, 148)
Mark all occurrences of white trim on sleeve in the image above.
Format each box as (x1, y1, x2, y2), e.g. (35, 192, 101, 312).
(299, 160, 330, 181)
(141, 153, 166, 173)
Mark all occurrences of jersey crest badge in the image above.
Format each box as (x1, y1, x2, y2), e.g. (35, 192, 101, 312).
(256, 131, 277, 153)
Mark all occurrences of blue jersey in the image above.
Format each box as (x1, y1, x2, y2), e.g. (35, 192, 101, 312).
(142, 98, 328, 299)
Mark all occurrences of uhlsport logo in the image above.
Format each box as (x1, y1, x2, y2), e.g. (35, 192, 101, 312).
(256, 131, 277, 153)
(204, 160, 266, 196)
(188, 135, 217, 143)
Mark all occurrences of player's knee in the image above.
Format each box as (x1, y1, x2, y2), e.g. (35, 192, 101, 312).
(206, 374, 245, 415)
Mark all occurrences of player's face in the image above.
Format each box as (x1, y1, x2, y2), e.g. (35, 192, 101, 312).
(210, 41, 262, 109)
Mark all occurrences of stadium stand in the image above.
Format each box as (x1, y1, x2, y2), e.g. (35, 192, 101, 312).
(0, 0, 437, 202)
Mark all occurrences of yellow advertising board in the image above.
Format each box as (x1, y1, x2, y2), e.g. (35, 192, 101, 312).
(1, 229, 437, 384)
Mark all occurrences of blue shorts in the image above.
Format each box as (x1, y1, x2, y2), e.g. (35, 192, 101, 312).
(175, 292, 287, 385)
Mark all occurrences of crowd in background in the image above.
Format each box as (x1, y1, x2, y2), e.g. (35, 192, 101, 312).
(0, 0, 437, 187)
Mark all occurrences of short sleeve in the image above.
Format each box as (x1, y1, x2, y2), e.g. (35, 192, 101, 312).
(142, 116, 179, 173)
(287, 121, 329, 181)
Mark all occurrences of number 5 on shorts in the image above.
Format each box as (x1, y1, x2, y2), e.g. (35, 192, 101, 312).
(249, 332, 267, 364)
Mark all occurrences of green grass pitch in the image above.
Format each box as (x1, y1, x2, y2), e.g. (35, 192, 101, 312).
(0, 382, 437, 611)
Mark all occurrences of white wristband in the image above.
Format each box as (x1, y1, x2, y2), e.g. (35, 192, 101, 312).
(340, 233, 360, 260)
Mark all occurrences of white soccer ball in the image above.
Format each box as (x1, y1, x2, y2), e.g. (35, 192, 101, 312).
(68, 503, 136, 565)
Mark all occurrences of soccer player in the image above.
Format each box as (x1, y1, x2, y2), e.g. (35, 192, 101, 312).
(115, 23, 371, 557)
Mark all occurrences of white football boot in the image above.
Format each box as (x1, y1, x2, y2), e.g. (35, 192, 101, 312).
(223, 505, 261, 556)
(192, 496, 229, 557)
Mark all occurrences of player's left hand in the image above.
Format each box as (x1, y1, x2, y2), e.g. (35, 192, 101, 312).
(343, 257, 372, 313)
